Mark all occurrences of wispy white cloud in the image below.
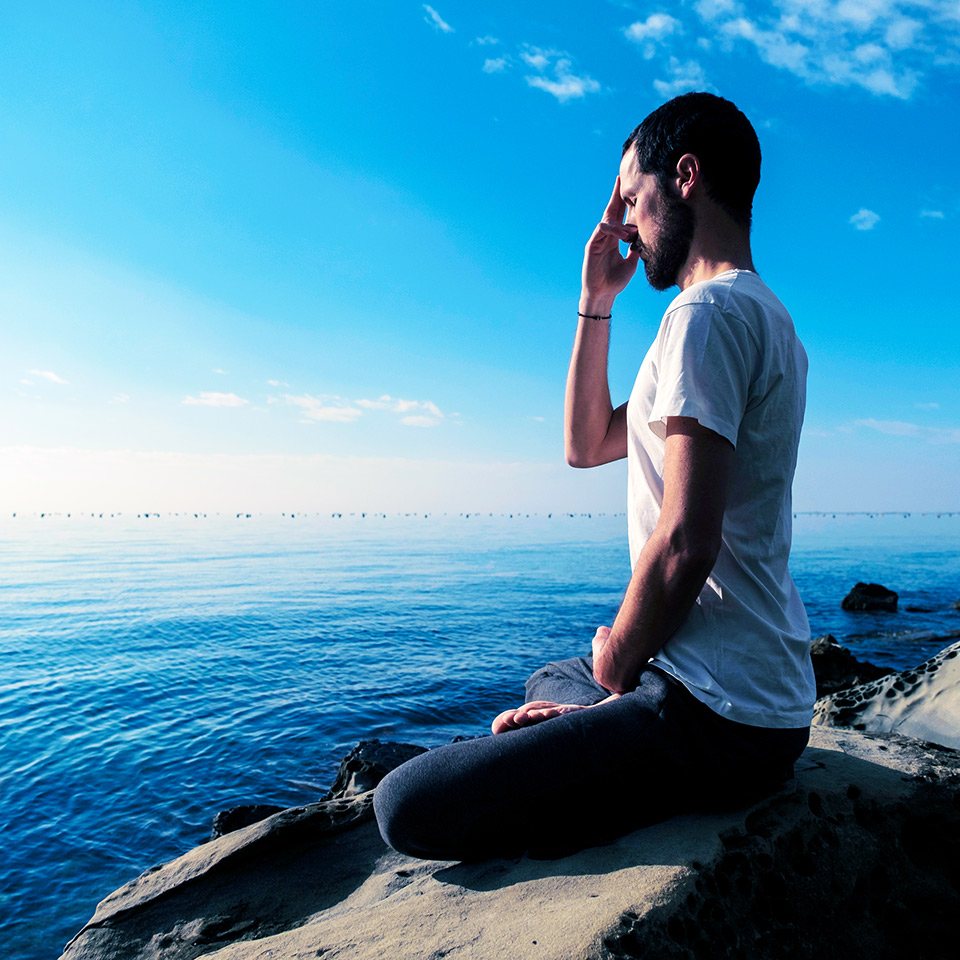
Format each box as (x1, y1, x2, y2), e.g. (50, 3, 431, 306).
(281, 392, 451, 427)
(356, 394, 448, 426)
(267, 378, 290, 387)
(653, 57, 709, 97)
(625, 13, 684, 58)
(885, 16, 922, 49)
(855, 418, 960, 443)
(284, 393, 362, 423)
(397, 398, 443, 417)
(483, 57, 510, 73)
(526, 66, 602, 101)
(850, 207, 880, 230)
(478, 42, 603, 103)
(520, 45, 557, 70)
(720, 17, 810, 73)
(109, 393, 130, 404)
(689, 0, 956, 99)
(474, 35, 499, 45)
(423, 4, 454, 34)
(915, 401, 940, 410)
(28, 369, 68, 384)
(695, 0, 741, 20)
(212, 368, 227, 375)
(920, 209, 946, 219)
(619, 5, 710, 91)
(521, 47, 602, 102)
(354, 395, 387, 411)
(183, 392, 249, 407)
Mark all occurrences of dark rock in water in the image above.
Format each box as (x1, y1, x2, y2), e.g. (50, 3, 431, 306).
(810, 634, 893, 698)
(841, 581, 898, 612)
(321, 739, 428, 801)
(210, 740, 426, 840)
(952, 598, 960, 611)
(904, 605, 933, 613)
(211, 804, 285, 840)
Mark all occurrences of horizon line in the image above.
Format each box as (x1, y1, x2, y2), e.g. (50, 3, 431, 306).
(3, 510, 959, 519)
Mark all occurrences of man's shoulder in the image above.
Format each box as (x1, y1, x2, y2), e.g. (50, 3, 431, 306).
(668, 269, 777, 307)
(664, 270, 792, 335)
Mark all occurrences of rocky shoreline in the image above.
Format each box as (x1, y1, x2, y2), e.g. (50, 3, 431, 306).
(60, 637, 960, 960)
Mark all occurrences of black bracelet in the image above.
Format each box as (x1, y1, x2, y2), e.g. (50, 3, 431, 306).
(578, 311, 612, 320)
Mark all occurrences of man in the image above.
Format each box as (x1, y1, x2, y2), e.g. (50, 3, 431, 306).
(375, 93, 815, 861)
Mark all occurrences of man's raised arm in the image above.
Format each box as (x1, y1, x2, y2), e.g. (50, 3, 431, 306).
(564, 177, 640, 468)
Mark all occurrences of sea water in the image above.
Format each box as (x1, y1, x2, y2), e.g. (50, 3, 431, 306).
(1, 511, 958, 958)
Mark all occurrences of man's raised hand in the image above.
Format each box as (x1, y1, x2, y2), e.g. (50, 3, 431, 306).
(580, 176, 641, 313)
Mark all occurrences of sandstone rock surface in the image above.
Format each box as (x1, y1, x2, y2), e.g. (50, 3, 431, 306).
(60, 727, 960, 960)
(814, 638, 960, 749)
(210, 804, 285, 841)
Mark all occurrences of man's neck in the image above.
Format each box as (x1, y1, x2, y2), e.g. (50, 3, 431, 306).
(676, 209, 755, 291)
(677, 254, 755, 290)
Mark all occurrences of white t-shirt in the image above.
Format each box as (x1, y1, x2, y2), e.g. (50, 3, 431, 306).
(627, 269, 815, 728)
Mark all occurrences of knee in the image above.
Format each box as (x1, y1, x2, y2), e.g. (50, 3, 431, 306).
(523, 663, 553, 697)
(524, 660, 571, 699)
(524, 656, 597, 703)
(373, 759, 446, 860)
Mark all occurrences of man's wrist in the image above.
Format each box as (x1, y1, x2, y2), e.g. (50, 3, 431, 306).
(579, 295, 615, 316)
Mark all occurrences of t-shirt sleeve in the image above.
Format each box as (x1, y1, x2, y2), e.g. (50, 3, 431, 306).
(648, 302, 757, 448)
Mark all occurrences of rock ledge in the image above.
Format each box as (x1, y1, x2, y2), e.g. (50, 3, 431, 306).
(61, 727, 960, 960)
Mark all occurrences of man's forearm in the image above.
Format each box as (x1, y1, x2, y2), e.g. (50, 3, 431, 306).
(564, 311, 619, 468)
(567, 175, 638, 468)
(593, 525, 718, 693)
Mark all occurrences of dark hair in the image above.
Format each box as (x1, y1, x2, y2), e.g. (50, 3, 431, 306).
(622, 92, 761, 230)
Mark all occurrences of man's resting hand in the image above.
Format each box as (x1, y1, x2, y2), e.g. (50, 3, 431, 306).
(491, 694, 621, 735)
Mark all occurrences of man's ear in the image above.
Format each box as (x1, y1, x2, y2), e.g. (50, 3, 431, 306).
(674, 153, 701, 200)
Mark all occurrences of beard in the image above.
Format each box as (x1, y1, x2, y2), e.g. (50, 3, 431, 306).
(638, 188, 695, 291)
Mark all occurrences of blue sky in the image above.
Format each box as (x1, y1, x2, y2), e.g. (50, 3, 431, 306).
(2, 0, 958, 512)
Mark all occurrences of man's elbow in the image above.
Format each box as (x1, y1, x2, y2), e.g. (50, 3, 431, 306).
(564, 437, 605, 468)
(662, 524, 722, 579)
(565, 447, 597, 469)
(593, 650, 632, 695)
(683, 539, 722, 582)
(564, 436, 588, 467)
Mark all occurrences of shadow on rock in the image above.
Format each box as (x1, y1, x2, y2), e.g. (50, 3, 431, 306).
(61, 796, 388, 960)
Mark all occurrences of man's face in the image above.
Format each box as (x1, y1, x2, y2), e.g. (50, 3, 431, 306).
(618, 149, 695, 291)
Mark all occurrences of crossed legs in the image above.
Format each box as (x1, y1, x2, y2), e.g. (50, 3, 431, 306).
(374, 660, 808, 862)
